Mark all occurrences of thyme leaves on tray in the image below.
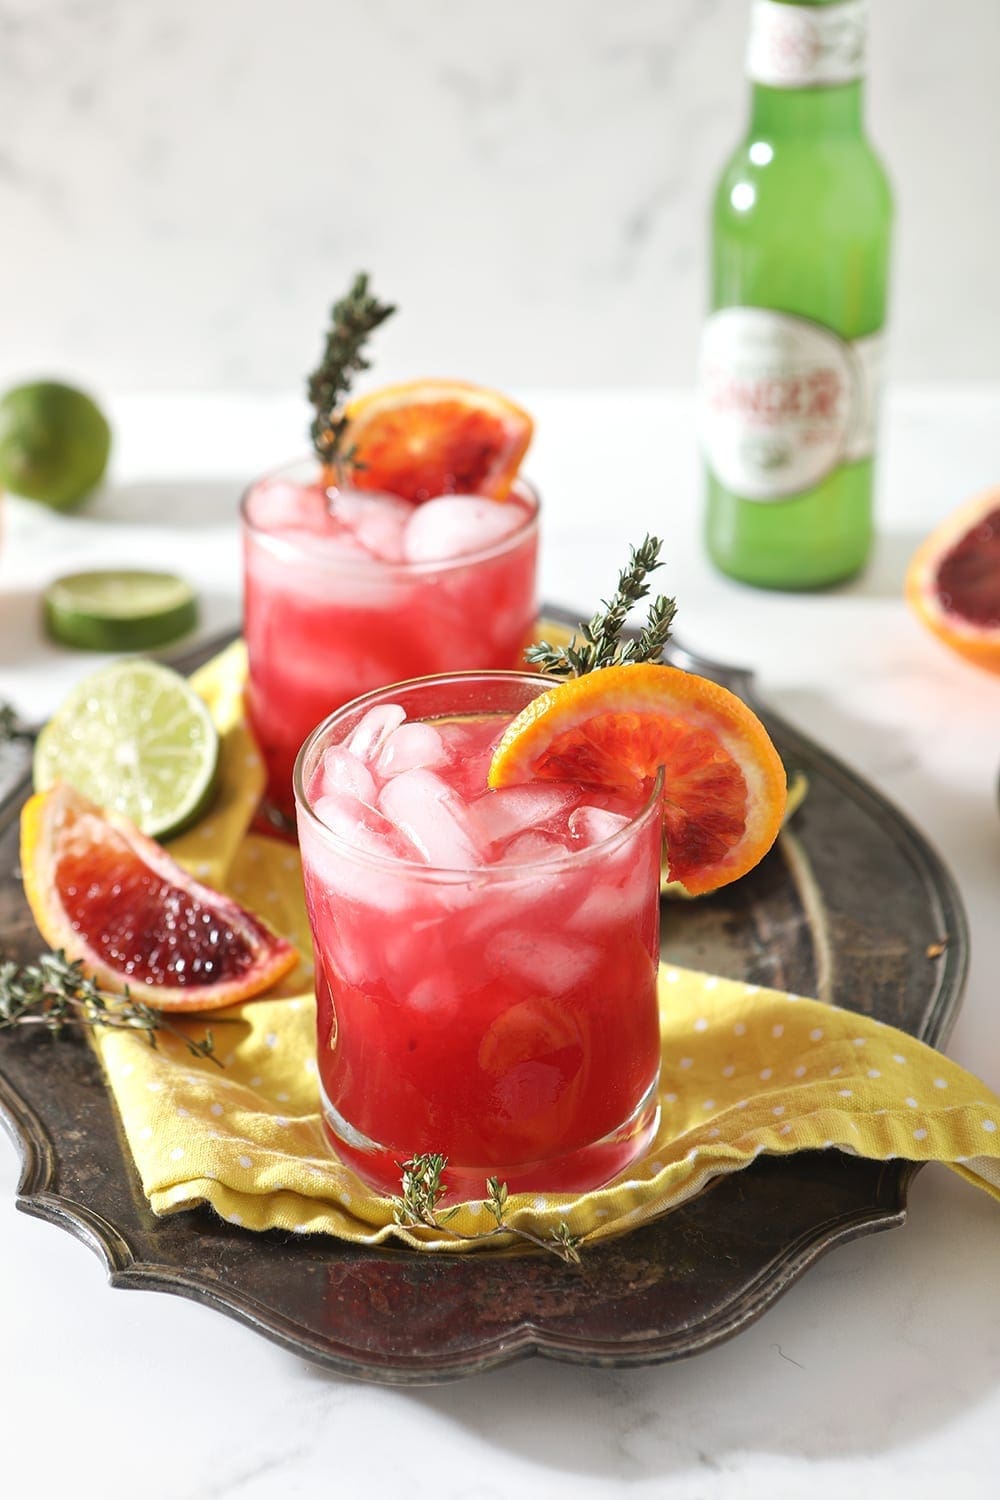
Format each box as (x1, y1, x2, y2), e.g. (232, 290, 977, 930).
(0, 949, 221, 1065)
(392, 1152, 582, 1265)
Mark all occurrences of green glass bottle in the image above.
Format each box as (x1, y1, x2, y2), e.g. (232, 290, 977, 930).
(701, 0, 892, 589)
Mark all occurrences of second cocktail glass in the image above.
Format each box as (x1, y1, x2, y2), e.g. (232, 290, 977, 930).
(242, 463, 539, 824)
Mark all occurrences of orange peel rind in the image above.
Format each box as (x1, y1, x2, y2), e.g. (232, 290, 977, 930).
(21, 784, 298, 1012)
(905, 485, 1000, 675)
(333, 378, 533, 503)
(489, 663, 787, 897)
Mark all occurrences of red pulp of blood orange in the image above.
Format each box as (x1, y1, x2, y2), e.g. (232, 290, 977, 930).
(56, 829, 272, 989)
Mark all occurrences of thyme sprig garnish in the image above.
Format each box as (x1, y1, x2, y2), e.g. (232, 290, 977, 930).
(391, 1152, 582, 1265)
(0, 949, 220, 1065)
(526, 534, 676, 679)
(0, 702, 29, 746)
(307, 271, 396, 472)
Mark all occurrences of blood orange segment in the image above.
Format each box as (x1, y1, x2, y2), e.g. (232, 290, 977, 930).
(488, 663, 787, 896)
(21, 785, 298, 1012)
(905, 486, 1000, 674)
(336, 379, 533, 504)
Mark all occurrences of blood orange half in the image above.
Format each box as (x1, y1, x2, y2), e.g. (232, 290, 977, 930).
(337, 379, 533, 503)
(489, 663, 787, 896)
(906, 486, 1000, 674)
(21, 784, 298, 1012)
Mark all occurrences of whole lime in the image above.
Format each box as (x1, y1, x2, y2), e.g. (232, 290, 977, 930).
(0, 380, 111, 510)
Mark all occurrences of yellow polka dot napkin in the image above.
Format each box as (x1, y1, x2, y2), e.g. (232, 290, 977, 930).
(87, 646, 1000, 1254)
(164, 640, 263, 884)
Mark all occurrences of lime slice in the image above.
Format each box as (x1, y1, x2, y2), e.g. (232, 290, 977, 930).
(0, 380, 111, 511)
(44, 570, 199, 651)
(33, 659, 220, 840)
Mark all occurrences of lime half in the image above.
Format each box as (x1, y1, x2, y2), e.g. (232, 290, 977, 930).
(33, 659, 220, 839)
(44, 570, 199, 651)
(0, 380, 111, 510)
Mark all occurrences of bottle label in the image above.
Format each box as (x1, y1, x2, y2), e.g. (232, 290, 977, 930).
(746, 0, 868, 88)
(699, 308, 884, 501)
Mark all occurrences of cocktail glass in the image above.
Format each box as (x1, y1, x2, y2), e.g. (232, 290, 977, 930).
(242, 462, 539, 825)
(294, 671, 663, 1199)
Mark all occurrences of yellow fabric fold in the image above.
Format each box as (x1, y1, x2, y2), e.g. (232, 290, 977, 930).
(94, 916, 1000, 1251)
(87, 643, 1000, 1253)
(164, 641, 262, 887)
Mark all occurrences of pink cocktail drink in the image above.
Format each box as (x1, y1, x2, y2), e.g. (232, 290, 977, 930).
(242, 464, 539, 823)
(295, 673, 662, 1198)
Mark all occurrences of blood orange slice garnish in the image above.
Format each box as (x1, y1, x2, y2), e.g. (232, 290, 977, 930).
(336, 379, 533, 504)
(905, 486, 1000, 674)
(488, 663, 787, 896)
(21, 784, 298, 1012)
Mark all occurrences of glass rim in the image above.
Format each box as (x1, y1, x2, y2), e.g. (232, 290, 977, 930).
(240, 457, 540, 579)
(292, 669, 665, 883)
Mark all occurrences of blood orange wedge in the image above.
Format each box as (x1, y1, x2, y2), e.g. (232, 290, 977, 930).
(336, 379, 533, 503)
(488, 664, 787, 896)
(905, 486, 1000, 674)
(21, 784, 298, 1012)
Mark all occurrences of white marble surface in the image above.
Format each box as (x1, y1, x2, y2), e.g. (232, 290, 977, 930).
(1, 0, 999, 393)
(2, 388, 1000, 1498)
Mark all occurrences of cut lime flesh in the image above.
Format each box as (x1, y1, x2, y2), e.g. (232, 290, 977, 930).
(44, 569, 199, 651)
(33, 659, 220, 840)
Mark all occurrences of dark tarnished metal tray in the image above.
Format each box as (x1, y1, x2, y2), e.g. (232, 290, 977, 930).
(0, 613, 969, 1384)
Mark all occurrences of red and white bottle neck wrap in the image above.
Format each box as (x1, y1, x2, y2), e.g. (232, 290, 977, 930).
(699, 309, 885, 502)
(746, 0, 868, 89)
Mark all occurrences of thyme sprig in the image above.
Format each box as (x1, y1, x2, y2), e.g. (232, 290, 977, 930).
(307, 271, 396, 472)
(391, 1152, 582, 1265)
(526, 534, 676, 679)
(0, 702, 29, 746)
(0, 949, 220, 1065)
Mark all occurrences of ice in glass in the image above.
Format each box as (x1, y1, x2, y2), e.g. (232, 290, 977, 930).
(294, 673, 662, 1198)
(242, 466, 539, 823)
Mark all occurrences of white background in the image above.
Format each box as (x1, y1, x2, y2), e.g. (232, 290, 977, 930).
(1, 0, 998, 394)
